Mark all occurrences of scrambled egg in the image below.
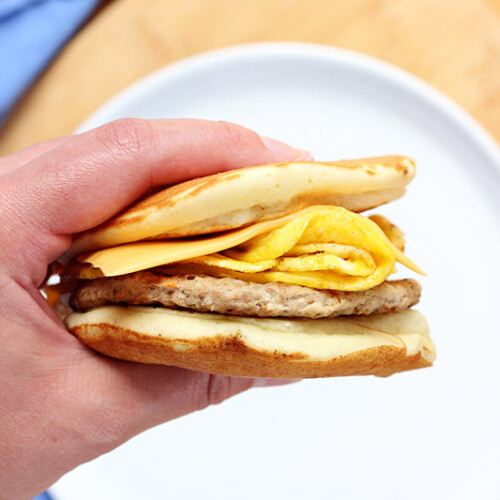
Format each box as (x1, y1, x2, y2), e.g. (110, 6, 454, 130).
(161, 207, 422, 291)
(80, 205, 422, 291)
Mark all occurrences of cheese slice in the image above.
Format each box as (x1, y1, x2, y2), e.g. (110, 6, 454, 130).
(78, 208, 320, 277)
(80, 206, 423, 291)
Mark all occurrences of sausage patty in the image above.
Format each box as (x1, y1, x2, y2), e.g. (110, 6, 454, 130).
(71, 272, 421, 319)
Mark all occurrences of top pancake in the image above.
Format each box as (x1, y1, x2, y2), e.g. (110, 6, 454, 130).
(68, 155, 415, 257)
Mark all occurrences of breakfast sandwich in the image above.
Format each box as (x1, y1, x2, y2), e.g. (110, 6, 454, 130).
(56, 156, 435, 378)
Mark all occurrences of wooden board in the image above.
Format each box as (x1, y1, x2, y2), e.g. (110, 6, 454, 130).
(0, 0, 499, 155)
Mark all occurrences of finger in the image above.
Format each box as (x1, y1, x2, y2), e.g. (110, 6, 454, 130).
(261, 137, 313, 161)
(75, 357, 298, 449)
(0, 119, 306, 285)
(0, 136, 71, 176)
(15, 119, 306, 236)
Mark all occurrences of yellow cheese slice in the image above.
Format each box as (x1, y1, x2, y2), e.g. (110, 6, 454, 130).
(79, 208, 320, 277)
(80, 206, 424, 288)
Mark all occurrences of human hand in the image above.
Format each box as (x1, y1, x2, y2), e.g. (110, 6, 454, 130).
(0, 119, 308, 499)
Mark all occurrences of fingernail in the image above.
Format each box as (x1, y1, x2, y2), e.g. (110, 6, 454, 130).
(253, 378, 302, 387)
(261, 137, 313, 161)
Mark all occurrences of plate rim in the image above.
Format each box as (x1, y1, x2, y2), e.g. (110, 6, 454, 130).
(77, 41, 500, 172)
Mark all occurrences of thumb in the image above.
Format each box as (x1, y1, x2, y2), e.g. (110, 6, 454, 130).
(0, 119, 307, 287)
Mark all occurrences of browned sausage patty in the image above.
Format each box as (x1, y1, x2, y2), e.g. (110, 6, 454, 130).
(71, 272, 421, 319)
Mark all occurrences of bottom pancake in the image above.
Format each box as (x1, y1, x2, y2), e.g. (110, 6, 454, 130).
(65, 306, 435, 378)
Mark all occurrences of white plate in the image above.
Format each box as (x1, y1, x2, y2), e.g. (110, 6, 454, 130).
(52, 43, 500, 500)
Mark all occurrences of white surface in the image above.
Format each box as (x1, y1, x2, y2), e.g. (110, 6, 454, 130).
(52, 43, 500, 500)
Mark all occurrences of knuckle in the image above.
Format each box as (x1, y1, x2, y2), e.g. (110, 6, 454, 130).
(195, 374, 234, 410)
(217, 120, 260, 154)
(85, 413, 130, 455)
(78, 395, 137, 455)
(98, 118, 153, 158)
(59, 367, 141, 455)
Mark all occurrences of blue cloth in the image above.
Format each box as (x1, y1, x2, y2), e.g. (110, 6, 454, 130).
(0, 0, 100, 124)
(33, 492, 53, 500)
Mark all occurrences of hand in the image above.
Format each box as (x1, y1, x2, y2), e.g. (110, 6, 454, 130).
(0, 119, 308, 499)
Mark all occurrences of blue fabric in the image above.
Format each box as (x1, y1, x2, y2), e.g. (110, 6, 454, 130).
(33, 492, 53, 500)
(0, 0, 100, 124)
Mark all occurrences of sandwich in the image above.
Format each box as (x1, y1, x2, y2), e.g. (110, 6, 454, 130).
(57, 155, 435, 378)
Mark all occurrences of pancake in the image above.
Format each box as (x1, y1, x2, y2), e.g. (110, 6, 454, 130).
(65, 307, 434, 378)
(67, 156, 415, 257)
